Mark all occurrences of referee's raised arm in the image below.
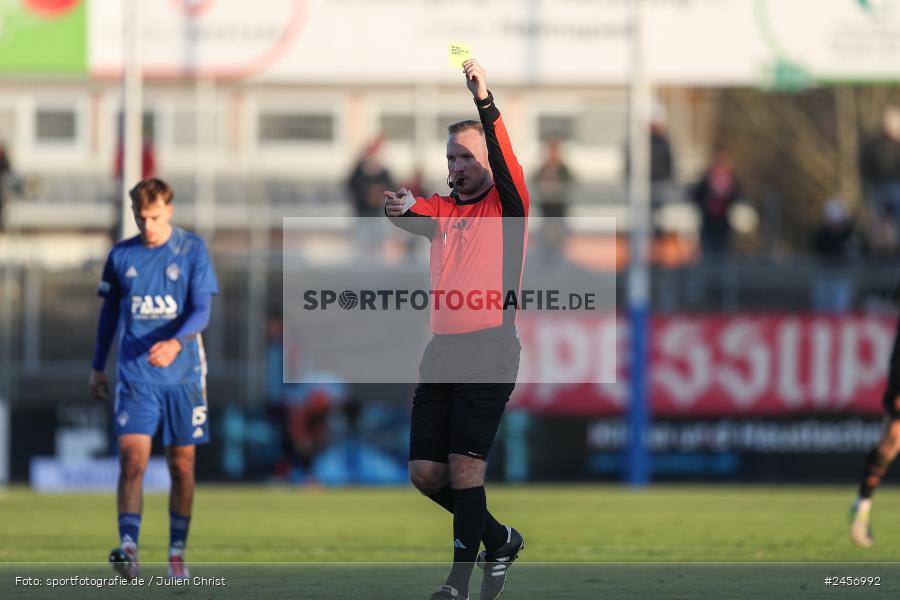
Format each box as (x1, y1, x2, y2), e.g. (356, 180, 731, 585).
(463, 59, 529, 218)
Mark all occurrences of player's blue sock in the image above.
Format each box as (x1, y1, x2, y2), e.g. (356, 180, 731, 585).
(169, 511, 191, 555)
(118, 512, 141, 547)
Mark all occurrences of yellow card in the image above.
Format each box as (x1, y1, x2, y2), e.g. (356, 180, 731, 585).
(448, 42, 471, 68)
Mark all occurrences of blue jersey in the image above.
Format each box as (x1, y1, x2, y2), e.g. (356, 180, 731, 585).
(98, 227, 219, 385)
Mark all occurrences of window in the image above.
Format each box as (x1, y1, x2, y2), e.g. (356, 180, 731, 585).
(577, 108, 627, 146)
(258, 112, 333, 143)
(172, 109, 220, 148)
(172, 110, 198, 147)
(436, 113, 476, 139)
(538, 115, 574, 143)
(35, 109, 76, 143)
(379, 114, 414, 142)
(114, 110, 157, 142)
(538, 109, 627, 146)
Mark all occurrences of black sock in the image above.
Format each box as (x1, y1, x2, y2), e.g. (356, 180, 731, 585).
(445, 486, 487, 596)
(860, 447, 892, 499)
(428, 484, 508, 552)
(428, 484, 456, 512)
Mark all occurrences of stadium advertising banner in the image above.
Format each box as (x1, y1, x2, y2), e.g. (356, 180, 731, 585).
(0, 0, 87, 74)
(82, 0, 900, 84)
(88, 0, 306, 79)
(513, 314, 895, 417)
(582, 415, 885, 481)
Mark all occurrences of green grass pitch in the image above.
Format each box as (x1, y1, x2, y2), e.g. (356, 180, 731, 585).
(1, 484, 898, 599)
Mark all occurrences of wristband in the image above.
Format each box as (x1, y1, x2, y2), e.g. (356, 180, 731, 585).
(474, 91, 494, 108)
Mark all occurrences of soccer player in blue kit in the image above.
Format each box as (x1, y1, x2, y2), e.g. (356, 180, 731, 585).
(89, 178, 218, 580)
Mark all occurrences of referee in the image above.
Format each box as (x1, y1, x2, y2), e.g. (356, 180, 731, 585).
(385, 59, 528, 600)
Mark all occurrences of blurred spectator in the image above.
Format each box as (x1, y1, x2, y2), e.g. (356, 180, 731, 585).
(265, 316, 341, 484)
(692, 147, 740, 259)
(860, 106, 900, 221)
(264, 317, 405, 485)
(649, 105, 675, 207)
(347, 136, 394, 259)
(347, 136, 394, 218)
(535, 138, 574, 218)
(624, 103, 676, 234)
(0, 142, 11, 231)
(533, 138, 574, 258)
(811, 197, 856, 312)
(812, 198, 856, 258)
(284, 387, 337, 482)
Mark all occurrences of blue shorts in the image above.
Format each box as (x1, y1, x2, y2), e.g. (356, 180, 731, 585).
(114, 380, 210, 446)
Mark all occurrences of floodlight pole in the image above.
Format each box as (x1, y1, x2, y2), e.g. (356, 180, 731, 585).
(0, 262, 12, 486)
(121, 0, 142, 239)
(626, 0, 652, 486)
(185, 8, 217, 241)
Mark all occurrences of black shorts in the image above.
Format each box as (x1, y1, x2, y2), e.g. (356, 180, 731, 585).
(409, 326, 520, 462)
(883, 319, 900, 419)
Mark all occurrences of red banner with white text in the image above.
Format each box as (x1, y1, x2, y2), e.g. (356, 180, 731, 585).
(512, 314, 896, 417)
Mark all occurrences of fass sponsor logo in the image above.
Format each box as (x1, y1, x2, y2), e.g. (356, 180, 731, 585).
(131, 295, 179, 319)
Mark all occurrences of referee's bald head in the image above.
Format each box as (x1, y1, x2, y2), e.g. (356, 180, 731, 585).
(448, 120, 483, 137)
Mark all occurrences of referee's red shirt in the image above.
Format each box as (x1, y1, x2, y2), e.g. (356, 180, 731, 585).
(391, 98, 529, 334)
